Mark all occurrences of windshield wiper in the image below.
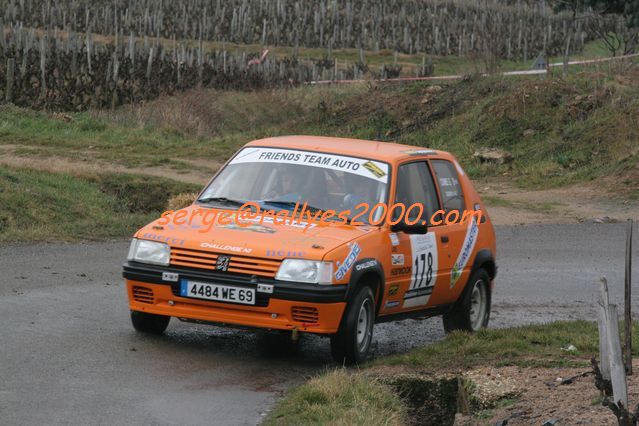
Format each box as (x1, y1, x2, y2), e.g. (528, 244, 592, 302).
(260, 200, 324, 213)
(260, 200, 354, 224)
(197, 197, 247, 207)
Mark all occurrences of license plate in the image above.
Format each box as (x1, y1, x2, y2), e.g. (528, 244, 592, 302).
(180, 280, 255, 305)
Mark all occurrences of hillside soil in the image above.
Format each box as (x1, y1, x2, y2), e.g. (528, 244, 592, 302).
(462, 362, 639, 425)
(371, 360, 639, 426)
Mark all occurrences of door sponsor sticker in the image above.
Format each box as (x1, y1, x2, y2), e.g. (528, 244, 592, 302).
(391, 267, 411, 276)
(403, 232, 438, 308)
(391, 254, 404, 266)
(230, 147, 389, 183)
(389, 233, 400, 246)
(450, 216, 479, 288)
(335, 242, 362, 280)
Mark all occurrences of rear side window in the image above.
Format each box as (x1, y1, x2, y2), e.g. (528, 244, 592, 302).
(395, 162, 440, 221)
(431, 160, 466, 214)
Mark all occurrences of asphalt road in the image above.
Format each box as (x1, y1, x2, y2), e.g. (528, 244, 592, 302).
(1, 223, 637, 425)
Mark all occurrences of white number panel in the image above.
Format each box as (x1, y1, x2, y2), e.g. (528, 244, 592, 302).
(403, 232, 438, 308)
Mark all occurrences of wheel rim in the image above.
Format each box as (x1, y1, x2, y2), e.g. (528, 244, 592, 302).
(356, 299, 372, 351)
(469, 280, 487, 331)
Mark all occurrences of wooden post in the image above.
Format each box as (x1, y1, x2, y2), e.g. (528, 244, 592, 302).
(146, 47, 154, 80)
(607, 304, 629, 408)
(598, 280, 612, 381)
(600, 278, 613, 378)
(86, 32, 92, 74)
(129, 32, 135, 71)
(0, 19, 5, 50)
(40, 37, 47, 99)
(625, 219, 634, 375)
(601, 277, 611, 308)
(5, 58, 14, 102)
(563, 35, 571, 77)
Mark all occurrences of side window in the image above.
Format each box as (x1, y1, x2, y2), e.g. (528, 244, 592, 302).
(395, 162, 440, 222)
(431, 160, 466, 214)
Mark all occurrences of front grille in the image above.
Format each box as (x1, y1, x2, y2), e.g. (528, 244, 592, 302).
(170, 247, 280, 278)
(132, 286, 154, 304)
(291, 306, 319, 324)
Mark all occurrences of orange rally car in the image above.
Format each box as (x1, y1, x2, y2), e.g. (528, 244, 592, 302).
(123, 136, 497, 364)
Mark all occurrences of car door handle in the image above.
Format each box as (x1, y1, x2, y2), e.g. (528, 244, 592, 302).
(441, 236, 449, 243)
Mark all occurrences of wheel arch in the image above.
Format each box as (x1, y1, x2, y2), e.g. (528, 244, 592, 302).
(345, 258, 385, 315)
(470, 248, 496, 281)
(453, 248, 495, 307)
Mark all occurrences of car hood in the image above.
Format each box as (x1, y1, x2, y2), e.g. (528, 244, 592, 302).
(135, 205, 374, 259)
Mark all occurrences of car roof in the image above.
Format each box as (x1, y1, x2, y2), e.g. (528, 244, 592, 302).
(245, 135, 447, 163)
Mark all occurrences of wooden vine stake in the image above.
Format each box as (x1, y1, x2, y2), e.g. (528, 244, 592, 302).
(624, 219, 633, 375)
(5, 57, 14, 102)
(598, 278, 612, 384)
(597, 278, 637, 425)
(607, 302, 628, 409)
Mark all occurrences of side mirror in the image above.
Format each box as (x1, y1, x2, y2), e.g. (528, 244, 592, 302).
(390, 220, 428, 234)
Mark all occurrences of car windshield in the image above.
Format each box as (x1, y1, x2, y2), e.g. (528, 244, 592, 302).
(198, 147, 390, 224)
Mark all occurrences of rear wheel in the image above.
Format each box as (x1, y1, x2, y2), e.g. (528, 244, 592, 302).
(131, 311, 170, 334)
(443, 269, 491, 333)
(331, 286, 375, 365)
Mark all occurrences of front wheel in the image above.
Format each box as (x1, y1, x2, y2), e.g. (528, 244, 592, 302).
(331, 286, 375, 365)
(131, 311, 170, 334)
(443, 269, 491, 333)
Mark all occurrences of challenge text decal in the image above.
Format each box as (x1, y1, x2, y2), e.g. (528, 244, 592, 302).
(201, 242, 252, 254)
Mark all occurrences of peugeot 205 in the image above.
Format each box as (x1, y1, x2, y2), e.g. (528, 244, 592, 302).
(123, 136, 497, 364)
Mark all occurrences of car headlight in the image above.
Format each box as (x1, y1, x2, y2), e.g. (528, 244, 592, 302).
(127, 238, 170, 266)
(275, 259, 333, 284)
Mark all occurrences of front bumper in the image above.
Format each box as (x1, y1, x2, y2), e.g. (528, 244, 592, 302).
(123, 262, 347, 334)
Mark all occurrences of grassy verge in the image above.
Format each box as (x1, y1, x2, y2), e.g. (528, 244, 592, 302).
(0, 166, 199, 242)
(264, 369, 407, 426)
(265, 320, 639, 425)
(376, 320, 623, 370)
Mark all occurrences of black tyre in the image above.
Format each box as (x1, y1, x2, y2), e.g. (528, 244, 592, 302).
(443, 268, 491, 333)
(130, 310, 170, 334)
(331, 286, 375, 365)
